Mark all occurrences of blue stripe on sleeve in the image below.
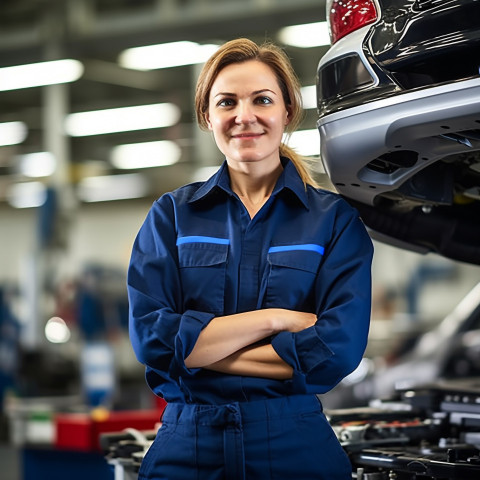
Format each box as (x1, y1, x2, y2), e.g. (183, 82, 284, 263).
(176, 236, 230, 246)
(268, 244, 325, 255)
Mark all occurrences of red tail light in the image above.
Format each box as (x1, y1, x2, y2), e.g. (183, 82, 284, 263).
(329, 0, 378, 44)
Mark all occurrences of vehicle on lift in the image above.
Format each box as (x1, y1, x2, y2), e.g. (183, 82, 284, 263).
(316, 0, 480, 265)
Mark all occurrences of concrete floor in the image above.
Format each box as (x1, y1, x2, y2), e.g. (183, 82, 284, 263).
(0, 444, 21, 480)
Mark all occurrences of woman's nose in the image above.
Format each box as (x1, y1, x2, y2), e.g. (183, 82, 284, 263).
(235, 103, 256, 124)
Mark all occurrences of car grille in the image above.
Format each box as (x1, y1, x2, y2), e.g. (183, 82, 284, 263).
(372, 0, 480, 90)
(366, 151, 418, 175)
(391, 45, 480, 90)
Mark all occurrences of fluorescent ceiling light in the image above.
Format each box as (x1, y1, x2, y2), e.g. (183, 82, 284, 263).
(119, 41, 219, 70)
(77, 173, 148, 202)
(6, 182, 47, 209)
(278, 22, 330, 48)
(65, 103, 181, 136)
(300, 85, 317, 110)
(111, 140, 181, 169)
(0, 121, 28, 146)
(284, 129, 320, 157)
(0, 59, 83, 91)
(18, 152, 56, 178)
(192, 165, 221, 183)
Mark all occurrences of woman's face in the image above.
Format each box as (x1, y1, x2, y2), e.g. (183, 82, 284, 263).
(205, 60, 291, 169)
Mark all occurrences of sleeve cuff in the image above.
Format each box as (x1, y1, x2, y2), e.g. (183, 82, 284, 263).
(271, 327, 334, 374)
(174, 309, 215, 374)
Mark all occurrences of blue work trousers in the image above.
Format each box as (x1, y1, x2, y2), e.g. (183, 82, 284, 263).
(138, 395, 352, 480)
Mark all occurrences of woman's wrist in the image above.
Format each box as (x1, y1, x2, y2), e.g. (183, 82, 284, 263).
(266, 308, 284, 334)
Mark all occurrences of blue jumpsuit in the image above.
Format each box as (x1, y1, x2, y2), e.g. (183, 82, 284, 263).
(128, 158, 373, 479)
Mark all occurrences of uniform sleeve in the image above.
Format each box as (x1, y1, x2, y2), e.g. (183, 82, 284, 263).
(127, 196, 214, 384)
(271, 200, 373, 394)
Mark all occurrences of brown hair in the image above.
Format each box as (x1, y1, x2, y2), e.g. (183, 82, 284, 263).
(194, 38, 318, 188)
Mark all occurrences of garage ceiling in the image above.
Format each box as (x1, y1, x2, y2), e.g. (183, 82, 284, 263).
(0, 0, 329, 205)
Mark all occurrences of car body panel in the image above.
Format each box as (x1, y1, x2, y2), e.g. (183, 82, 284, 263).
(318, 77, 480, 206)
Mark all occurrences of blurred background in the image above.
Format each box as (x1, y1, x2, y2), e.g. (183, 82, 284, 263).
(0, 0, 479, 478)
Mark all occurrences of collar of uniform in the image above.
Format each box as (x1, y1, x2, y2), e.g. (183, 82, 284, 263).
(277, 157, 309, 210)
(188, 157, 309, 210)
(188, 160, 232, 204)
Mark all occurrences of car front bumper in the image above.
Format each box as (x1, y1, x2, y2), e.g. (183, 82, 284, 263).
(317, 76, 480, 206)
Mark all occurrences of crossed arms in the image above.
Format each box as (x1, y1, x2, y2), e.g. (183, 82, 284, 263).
(185, 309, 317, 379)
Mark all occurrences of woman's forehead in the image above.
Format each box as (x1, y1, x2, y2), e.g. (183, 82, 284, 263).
(210, 60, 280, 96)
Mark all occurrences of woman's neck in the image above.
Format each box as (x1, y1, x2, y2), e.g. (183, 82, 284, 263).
(228, 159, 283, 218)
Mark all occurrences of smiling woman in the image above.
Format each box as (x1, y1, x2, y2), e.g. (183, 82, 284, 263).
(195, 38, 313, 187)
(127, 37, 373, 480)
(205, 61, 289, 176)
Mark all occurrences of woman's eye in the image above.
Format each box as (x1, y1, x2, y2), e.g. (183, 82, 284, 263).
(218, 98, 234, 107)
(256, 96, 272, 105)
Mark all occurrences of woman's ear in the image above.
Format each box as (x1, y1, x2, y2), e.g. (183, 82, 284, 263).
(285, 106, 292, 126)
(204, 112, 213, 130)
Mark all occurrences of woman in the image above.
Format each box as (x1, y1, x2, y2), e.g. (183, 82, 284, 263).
(128, 38, 373, 479)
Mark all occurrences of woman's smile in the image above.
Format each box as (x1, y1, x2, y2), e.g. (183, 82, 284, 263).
(231, 132, 264, 139)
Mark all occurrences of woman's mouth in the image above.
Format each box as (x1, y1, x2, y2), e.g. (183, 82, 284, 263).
(232, 132, 263, 139)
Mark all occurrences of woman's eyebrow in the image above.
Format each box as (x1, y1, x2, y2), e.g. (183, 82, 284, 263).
(213, 88, 277, 98)
(253, 89, 277, 96)
(213, 91, 236, 98)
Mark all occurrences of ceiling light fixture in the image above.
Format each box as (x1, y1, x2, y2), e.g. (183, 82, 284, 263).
(6, 182, 47, 209)
(0, 59, 83, 91)
(191, 165, 222, 183)
(0, 121, 28, 146)
(17, 152, 56, 178)
(278, 22, 330, 48)
(77, 173, 149, 202)
(65, 103, 181, 137)
(111, 140, 181, 169)
(300, 85, 317, 110)
(284, 129, 320, 157)
(119, 41, 219, 70)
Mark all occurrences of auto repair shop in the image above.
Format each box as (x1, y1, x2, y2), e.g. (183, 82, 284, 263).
(1, 0, 480, 479)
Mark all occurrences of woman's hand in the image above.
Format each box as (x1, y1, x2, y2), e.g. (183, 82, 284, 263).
(185, 308, 317, 369)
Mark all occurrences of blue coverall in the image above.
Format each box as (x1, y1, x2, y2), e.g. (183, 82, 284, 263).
(128, 158, 373, 479)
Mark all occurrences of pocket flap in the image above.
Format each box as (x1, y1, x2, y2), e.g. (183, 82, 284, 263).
(268, 244, 323, 273)
(178, 239, 229, 268)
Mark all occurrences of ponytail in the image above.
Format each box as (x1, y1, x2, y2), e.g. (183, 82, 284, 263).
(279, 143, 319, 189)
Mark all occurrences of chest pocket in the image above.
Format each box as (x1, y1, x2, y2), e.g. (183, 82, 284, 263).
(177, 236, 229, 315)
(264, 244, 324, 311)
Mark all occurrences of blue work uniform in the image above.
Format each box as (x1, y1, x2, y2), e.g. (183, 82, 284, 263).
(128, 158, 373, 479)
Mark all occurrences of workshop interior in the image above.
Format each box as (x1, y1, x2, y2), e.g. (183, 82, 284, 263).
(1, 0, 480, 479)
